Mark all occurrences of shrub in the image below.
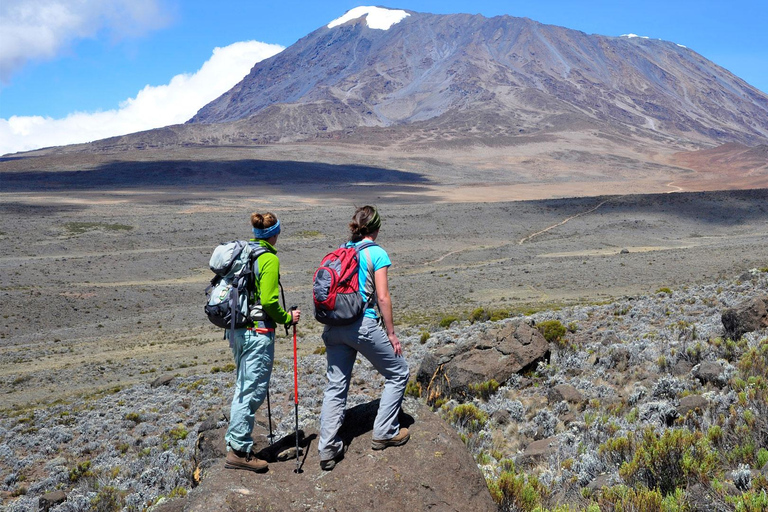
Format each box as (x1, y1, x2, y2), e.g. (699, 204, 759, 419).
(419, 331, 430, 344)
(405, 380, 422, 398)
(168, 424, 188, 441)
(758, 448, 768, 470)
(124, 412, 141, 423)
(90, 486, 124, 512)
(439, 315, 458, 328)
(656, 287, 673, 295)
(69, 460, 93, 482)
(536, 319, 567, 346)
(468, 379, 500, 400)
(446, 403, 488, 433)
(210, 363, 236, 373)
(618, 428, 718, 495)
(313, 345, 326, 355)
(728, 489, 768, 512)
(469, 307, 490, 324)
(596, 485, 666, 511)
(487, 462, 547, 511)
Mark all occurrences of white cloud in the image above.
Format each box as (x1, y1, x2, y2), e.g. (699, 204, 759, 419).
(328, 6, 409, 30)
(0, 41, 284, 155)
(0, 0, 170, 82)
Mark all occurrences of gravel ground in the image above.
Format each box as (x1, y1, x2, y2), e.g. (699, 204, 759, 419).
(1, 187, 768, 510)
(2, 270, 767, 510)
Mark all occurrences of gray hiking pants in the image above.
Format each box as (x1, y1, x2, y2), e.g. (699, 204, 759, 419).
(318, 316, 410, 461)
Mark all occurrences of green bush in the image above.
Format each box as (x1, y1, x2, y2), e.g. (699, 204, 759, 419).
(419, 331, 430, 344)
(487, 462, 547, 511)
(728, 489, 768, 512)
(536, 319, 567, 346)
(656, 287, 673, 295)
(168, 424, 188, 441)
(446, 403, 488, 433)
(468, 379, 500, 400)
(69, 460, 93, 482)
(90, 486, 124, 512)
(758, 448, 768, 469)
(405, 380, 422, 398)
(469, 307, 490, 324)
(439, 315, 458, 328)
(618, 428, 718, 495)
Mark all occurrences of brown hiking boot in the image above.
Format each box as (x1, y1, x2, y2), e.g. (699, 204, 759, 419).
(225, 449, 268, 472)
(371, 428, 410, 451)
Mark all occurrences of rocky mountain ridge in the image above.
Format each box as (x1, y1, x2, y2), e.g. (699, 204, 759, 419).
(188, 9, 768, 148)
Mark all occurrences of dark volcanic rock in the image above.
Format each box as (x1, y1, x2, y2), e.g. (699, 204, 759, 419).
(156, 398, 496, 512)
(693, 361, 727, 388)
(548, 384, 584, 405)
(39, 491, 67, 512)
(416, 320, 550, 402)
(722, 295, 768, 340)
(677, 395, 708, 416)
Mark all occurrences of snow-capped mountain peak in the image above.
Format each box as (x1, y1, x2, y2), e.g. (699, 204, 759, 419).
(327, 6, 409, 30)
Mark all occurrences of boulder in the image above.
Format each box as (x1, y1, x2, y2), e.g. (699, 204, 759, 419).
(155, 398, 497, 512)
(693, 361, 726, 388)
(518, 436, 559, 467)
(416, 320, 549, 402)
(39, 490, 67, 512)
(722, 296, 768, 340)
(677, 395, 708, 416)
(150, 374, 174, 388)
(548, 384, 584, 405)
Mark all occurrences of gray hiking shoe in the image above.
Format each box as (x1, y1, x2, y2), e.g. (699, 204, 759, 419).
(225, 449, 268, 472)
(320, 445, 347, 471)
(371, 427, 410, 451)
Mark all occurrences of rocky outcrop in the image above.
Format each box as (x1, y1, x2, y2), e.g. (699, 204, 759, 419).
(416, 320, 550, 402)
(722, 295, 768, 340)
(155, 398, 496, 512)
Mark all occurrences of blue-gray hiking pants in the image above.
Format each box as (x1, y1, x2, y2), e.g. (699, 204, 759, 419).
(318, 316, 410, 461)
(225, 328, 275, 453)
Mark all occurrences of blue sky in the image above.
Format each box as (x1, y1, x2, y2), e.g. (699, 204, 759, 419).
(1, 0, 767, 155)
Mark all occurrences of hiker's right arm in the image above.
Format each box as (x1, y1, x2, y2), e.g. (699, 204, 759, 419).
(374, 266, 402, 356)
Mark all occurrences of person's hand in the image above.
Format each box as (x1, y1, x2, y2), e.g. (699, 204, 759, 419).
(290, 309, 301, 324)
(388, 332, 402, 356)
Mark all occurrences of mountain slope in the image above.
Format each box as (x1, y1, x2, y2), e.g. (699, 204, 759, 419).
(188, 9, 768, 147)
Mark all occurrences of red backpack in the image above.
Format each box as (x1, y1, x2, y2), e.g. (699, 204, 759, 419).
(313, 241, 376, 325)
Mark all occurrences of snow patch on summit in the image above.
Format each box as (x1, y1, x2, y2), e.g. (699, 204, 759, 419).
(328, 6, 410, 30)
(621, 34, 649, 39)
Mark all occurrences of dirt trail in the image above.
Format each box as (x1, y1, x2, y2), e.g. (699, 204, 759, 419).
(518, 199, 612, 245)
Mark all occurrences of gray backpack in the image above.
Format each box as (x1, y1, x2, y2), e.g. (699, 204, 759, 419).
(205, 241, 267, 339)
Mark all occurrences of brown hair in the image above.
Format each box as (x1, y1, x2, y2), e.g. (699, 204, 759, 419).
(251, 212, 278, 230)
(349, 205, 379, 242)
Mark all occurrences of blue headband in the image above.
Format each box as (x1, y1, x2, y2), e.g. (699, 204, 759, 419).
(253, 219, 281, 239)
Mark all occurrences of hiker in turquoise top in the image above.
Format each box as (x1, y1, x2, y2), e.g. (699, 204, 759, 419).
(224, 212, 301, 473)
(318, 206, 410, 471)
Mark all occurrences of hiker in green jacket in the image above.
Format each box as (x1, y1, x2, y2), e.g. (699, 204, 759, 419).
(225, 212, 301, 472)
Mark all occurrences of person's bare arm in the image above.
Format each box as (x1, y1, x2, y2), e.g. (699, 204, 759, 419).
(374, 266, 402, 356)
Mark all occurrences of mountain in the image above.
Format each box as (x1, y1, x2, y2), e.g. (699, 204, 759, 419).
(187, 8, 768, 148)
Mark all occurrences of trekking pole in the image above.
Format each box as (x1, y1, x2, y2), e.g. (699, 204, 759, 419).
(290, 306, 302, 473)
(266, 386, 275, 445)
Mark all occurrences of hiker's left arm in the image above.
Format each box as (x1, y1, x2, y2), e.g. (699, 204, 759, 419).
(259, 256, 292, 325)
(374, 266, 402, 356)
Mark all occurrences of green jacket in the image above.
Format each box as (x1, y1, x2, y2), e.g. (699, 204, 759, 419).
(251, 239, 292, 326)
